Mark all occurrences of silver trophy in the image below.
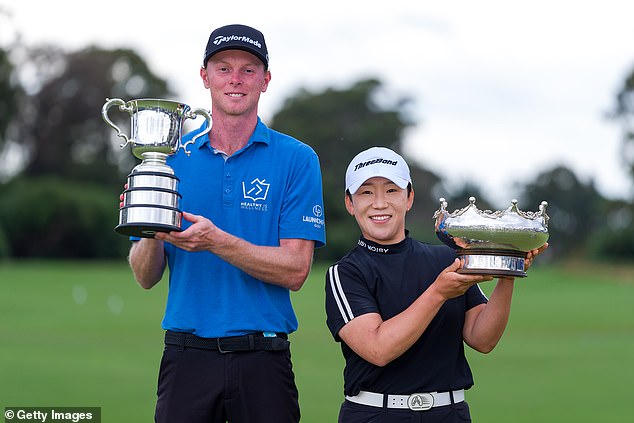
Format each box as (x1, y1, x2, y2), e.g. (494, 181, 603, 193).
(433, 197, 549, 278)
(102, 98, 212, 238)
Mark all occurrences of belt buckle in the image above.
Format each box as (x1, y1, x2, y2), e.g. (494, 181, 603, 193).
(407, 393, 434, 411)
(217, 337, 231, 354)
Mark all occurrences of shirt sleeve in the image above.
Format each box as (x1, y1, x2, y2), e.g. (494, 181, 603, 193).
(465, 283, 488, 310)
(279, 146, 326, 248)
(325, 262, 378, 342)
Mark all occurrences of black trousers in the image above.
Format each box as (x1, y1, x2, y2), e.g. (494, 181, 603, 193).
(338, 400, 471, 423)
(154, 344, 300, 423)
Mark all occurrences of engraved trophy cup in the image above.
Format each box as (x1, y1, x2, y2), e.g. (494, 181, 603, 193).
(102, 98, 212, 238)
(433, 197, 549, 278)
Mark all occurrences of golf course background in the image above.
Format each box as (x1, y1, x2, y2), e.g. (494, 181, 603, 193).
(1, 260, 632, 422)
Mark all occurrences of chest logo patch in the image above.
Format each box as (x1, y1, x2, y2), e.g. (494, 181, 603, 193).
(242, 178, 270, 202)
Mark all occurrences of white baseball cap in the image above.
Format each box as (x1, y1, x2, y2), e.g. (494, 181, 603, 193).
(345, 147, 412, 194)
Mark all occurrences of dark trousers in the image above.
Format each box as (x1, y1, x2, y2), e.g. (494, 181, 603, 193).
(338, 400, 471, 423)
(155, 344, 300, 423)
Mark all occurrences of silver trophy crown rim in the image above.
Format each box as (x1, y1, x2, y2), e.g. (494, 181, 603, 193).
(433, 196, 550, 278)
(434, 196, 550, 253)
(434, 196, 549, 229)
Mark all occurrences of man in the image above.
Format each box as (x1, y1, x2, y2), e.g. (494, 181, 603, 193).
(325, 147, 546, 422)
(128, 24, 326, 423)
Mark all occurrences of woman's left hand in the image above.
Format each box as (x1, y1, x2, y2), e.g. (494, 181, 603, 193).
(525, 243, 549, 270)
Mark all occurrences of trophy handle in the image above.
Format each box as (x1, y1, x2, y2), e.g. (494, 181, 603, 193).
(180, 108, 212, 156)
(102, 98, 133, 149)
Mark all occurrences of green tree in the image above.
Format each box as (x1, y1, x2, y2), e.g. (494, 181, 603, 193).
(269, 78, 444, 260)
(520, 164, 606, 259)
(0, 47, 20, 147)
(12, 45, 172, 185)
(610, 65, 634, 191)
(593, 63, 634, 260)
(0, 44, 22, 256)
(588, 199, 634, 261)
(0, 43, 172, 258)
(0, 176, 130, 258)
(0, 44, 25, 183)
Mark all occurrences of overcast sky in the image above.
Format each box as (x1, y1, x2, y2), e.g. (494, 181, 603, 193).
(2, 0, 633, 207)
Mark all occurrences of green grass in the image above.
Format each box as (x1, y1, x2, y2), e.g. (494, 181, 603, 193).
(1, 260, 633, 422)
(466, 264, 634, 422)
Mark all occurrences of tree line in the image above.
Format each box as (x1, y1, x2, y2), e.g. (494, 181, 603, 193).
(1, 39, 633, 262)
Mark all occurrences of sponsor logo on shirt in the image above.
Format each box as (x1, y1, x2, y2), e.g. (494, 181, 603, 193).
(241, 178, 269, 211)
(302, 204, 324, 228)
(243, 178, 270, 201)
(358, 239, 390, 254)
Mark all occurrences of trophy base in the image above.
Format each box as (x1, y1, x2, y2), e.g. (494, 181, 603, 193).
(116, 204, 182, 238)
(115, 222, 182, 238)
(457, 249, 527, 278)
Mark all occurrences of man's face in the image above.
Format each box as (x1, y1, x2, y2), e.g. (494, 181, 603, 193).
(345, 177, 414, 245)
(200, 49, 271, 117)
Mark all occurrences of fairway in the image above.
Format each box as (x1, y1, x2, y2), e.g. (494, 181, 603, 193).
(1, 260, 633, 422)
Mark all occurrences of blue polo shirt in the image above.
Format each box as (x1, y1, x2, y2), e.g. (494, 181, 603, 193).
(160, 118, 325, 338)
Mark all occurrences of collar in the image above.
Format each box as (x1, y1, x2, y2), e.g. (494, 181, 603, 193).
(196, 117, 271, 151)
(357, 231, 410, 255)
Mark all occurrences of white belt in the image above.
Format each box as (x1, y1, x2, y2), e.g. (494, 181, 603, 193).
(345, 389, 465, 411)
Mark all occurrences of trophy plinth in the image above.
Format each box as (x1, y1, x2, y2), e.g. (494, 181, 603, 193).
(116, 152, 182, 237)
(433, 197, 549, 278)
(102, 98, 211, 238)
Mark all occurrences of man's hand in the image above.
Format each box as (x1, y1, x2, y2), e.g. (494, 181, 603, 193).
(119, 183, 128, 209)
(155, 211, 222, 252)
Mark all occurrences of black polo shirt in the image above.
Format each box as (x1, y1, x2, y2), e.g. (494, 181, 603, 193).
(325, 234, 488, 397)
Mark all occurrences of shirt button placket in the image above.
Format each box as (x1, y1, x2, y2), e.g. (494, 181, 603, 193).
(223, 162, 233, 207)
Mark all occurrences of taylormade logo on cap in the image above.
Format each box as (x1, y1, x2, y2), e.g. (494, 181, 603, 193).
(213, 35, 262, 49)
(203, 24, 269, 68)
(345, 147, 412, 194)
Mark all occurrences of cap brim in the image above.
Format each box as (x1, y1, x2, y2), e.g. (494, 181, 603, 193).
(204, 46, 267, 68)
(347, 176, 410, 194)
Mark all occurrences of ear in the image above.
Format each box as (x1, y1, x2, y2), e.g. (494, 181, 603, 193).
(406, 188, 414, 211)
(261, 70, 271, 93)
(200, 67, 210, 89)
(345, 193, 355, 216)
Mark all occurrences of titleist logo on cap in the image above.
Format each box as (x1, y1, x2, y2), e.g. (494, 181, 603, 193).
(354, 158, 398, 172)
(213, 35, 262, 49)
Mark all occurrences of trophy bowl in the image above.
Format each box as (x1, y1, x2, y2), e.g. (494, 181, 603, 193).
(433, 197, 549, 278)
(102, 98, 211, 238)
